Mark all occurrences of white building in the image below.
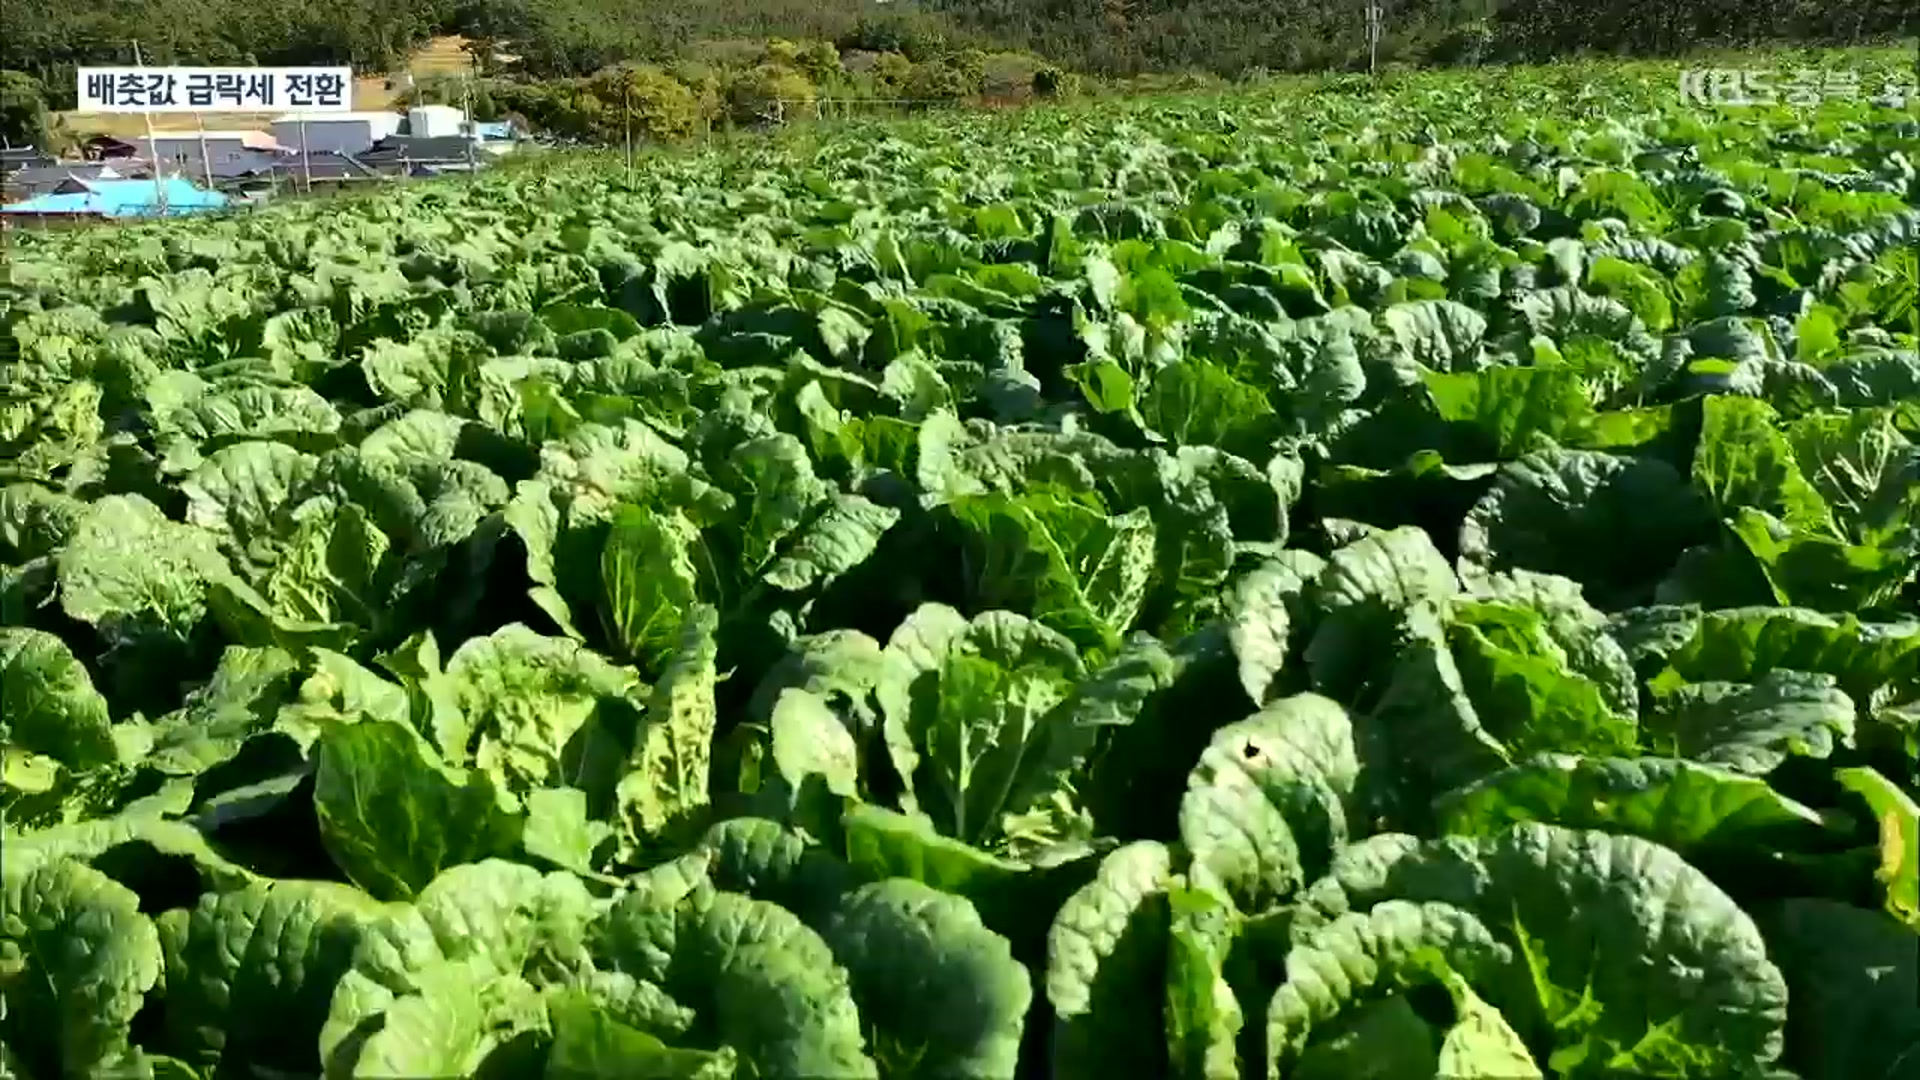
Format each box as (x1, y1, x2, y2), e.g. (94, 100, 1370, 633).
(407, 105, 467, 139)
(270, 112, 405, 157)
(135, 130, 287, 166)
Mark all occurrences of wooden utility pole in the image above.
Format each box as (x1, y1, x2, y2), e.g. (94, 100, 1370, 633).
(463, 69, 477, 181)
(1365, 0, 1385, 76)
(132, 40, 168, 214)
(195, 111, 214, 194)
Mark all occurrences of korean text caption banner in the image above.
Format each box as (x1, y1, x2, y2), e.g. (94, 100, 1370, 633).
(77, 67, 353, 112)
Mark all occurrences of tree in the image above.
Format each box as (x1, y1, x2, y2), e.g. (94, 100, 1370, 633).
(838, 16, 909, 54)
(588, 64, 701, 141)
(873, 52, 913, 92)
(0, 69, 49, 149)
(903, 60, 971, 107)
(953, 48, 988, 92)
(794, 40, 844, 88)
(725, 64, 815, 126)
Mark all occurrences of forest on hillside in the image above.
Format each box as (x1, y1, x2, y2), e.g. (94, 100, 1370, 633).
(929, 0, 1914, 76)
(1, 0, 1912, 108)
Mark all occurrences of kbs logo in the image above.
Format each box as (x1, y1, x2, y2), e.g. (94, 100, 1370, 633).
(1678, 67, 1914, 109)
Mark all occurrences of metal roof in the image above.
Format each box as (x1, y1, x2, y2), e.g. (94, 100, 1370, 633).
(271, 111, 404, 124)
(2, 177, 229, 217)
(269, 151, 378, 180)
(139, 131, 289, 151)
(194, 151, 292, 178)
(0, 147, 52, 168)
(358, 135, 478, 163)
(141, 130, 271, 140)
(6, 163, 135, 188)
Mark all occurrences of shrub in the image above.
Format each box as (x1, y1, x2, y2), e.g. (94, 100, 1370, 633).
(873, 52, 913, 92)
(903, 60, 972, 107)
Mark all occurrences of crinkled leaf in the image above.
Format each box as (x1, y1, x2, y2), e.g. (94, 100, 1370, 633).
(823, 878, 1031, 1079)
(1459, 449, 1713, 607)
(1305, 526, 1458, 703)
(1227, 551, 1326, 707)
(879, 607, 1088, 846)
(1436, 754, 1827, 855)
(1046, 841, 1174, 1079)
(56, 494, 231, 638)
(599, 506, 703, 676)
(1180, 693, 1358, 910)
(312, 719, 525, 901)
(945, 491, 1156, 656)
(1298, 824, 1789, 1077)
(0, 627, 119, 773)
(0, 857, 164, 1076)
(1266, 900, 1509, 1071)
(155, 879, 388, 1074)
(447, 624, 642, 797)
(1644, 670, 1857, 775)
(594, 887, 878, 1078)
(618, 606, 720, 854)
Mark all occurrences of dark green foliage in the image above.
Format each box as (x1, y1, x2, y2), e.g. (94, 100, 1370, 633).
(0, 68, 49, 149)
(2, 0, 1911, 104)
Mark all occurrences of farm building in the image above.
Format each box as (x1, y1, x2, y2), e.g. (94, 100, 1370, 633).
(3, 163, 150, 201)
(271, 150, 380, 184)
(271, 111, 405, 157)
(407, 105, 466, 138)
(134, 130, 288, 168)
(357, 135, 484, 174)
(0, 147, 55, 173)
(359, 134, 476, 162)
(194, 150, 295, 182)
(1, 176, 229, 221)
(222, 151, 382, 197)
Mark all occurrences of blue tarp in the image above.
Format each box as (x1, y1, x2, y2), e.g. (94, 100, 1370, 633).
(2, 176, 229, 217)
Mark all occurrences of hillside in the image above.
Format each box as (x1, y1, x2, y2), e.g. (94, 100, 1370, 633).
(0, 0, 981, 109)
(2, 0, 1912, 153)
(920, 0, 1915, 75)
(6, 0, 1914, 101)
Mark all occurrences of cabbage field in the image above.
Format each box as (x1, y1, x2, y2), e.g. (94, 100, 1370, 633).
(3, 48, 1917, 1080)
